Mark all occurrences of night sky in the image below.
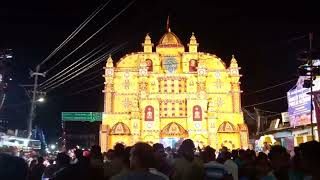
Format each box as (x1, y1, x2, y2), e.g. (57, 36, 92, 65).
(1, 0, 320, 142)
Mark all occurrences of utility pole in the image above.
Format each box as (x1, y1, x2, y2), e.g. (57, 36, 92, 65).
(309, 33, 315, 141)
(254, 107, 261, 136)
(27, 65, 45, 138)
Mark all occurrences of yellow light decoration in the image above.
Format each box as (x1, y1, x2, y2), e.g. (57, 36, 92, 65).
(99, 26, 249, 152)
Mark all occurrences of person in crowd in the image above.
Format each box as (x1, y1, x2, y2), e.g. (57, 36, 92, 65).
(111, 142, 165, 180)
(268, 145, 291, 180)
(172, 139, 205, 180)
(152, 143, 172, 177)
(224, 151, 238, 180)
(0, 153, 28, 180)
(28, 156, 46, 180)
(49, 153, 71, 180)
(299, 141, 320, 180)
(105, 149, 115, 163)
(255, 152, 276, 180)
(104, 143, 127, 178)
(202, 146, 231, 180)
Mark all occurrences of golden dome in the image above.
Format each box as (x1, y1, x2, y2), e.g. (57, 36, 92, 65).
(158, 28, 183, 46)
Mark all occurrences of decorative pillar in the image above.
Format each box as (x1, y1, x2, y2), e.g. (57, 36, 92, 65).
(103, 55, 115, 113)
(188, 32, 199, 53)
(100, 55, 114, 152)
(229, 55, 242, 113)
(138, 60, 148, 97)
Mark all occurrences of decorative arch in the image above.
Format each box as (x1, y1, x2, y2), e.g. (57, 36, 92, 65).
(193, 105, 202, 121)
(145, 105, 154, 121)
(189, 59, 198, 72)
(217, 121, 238, 133)
(160, 122, 188, 138)
(146, 59, 153, 72)
(110, 122, 131, 135)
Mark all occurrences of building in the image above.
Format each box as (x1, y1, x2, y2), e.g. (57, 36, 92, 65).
(99, 25, 249, 152)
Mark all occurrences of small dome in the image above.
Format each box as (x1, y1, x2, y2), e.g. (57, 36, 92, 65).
(158, 29, 183, 46)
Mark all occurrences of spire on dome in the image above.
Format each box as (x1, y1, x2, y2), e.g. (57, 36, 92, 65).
(142, 33, 153, 53)
(166, 16, 170, 32)
(188, 32, 199, 53)
(231, 54, 237, 63)
(106, 55, 113, 68)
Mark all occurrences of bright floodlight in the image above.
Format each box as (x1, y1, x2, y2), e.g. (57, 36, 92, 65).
(37, 97, 45, 102)
(50, 144, 56, 150)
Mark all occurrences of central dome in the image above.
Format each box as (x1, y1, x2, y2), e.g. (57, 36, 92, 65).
(158, 28, 183, 46)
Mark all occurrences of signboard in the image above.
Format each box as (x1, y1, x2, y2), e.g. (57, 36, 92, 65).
(287, 77, 320, 127)
(281, 112, 289, 123)
(61, 112, 102, 122)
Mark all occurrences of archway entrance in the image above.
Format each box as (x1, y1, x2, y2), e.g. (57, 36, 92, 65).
(160, 122, 188, 148)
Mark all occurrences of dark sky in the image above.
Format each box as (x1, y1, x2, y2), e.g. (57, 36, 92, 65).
(1, 0, 320, 141)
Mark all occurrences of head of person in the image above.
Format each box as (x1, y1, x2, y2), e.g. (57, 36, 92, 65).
(56, 152, 70, 167)
(114, 143, 125, 158)
(153, 143, 167, 162)
(74, 149, 83, 159)
(0, 154, 28, 180)
(91, 145, 102, 158)
(202, 146, 216, 163)
(231, 149, 238, 159)
(106, 149, 115, 161)
(299, 141, 320, 175)
(37, 156, 44, 165)
(30, 159, 37, 168)
(178, 139, 196, 161)
(130, 142, 155, 170)
(268, 145, 290, 171)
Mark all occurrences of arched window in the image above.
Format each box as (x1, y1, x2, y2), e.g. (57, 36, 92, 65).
(189, 59, 198, 72)
(145, 105, 154, 121)
(146, 59, 153, 72)
(193, 105, 202, 121)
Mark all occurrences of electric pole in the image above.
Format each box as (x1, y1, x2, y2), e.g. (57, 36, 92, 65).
(27, 65, 45, 138)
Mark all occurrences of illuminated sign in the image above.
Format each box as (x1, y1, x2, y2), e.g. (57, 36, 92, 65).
(287, 77, 320, 127)
(61, 112, 102, 122)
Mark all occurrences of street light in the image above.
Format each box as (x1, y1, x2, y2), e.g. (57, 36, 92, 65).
(37, 97, 45, 102)
(50, 144, 56, 150)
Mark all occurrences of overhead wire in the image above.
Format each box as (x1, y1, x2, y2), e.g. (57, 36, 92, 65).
(46, 43, 126, 92)
(67, 83, 105, 96)
(39, 0, 112, 66)
(39, 43, 108, 89)
(69, 72, 103, 91)
(244, 78, 297, 96)
(42, 45, 118, 91)
(243, 96, 287, 108)
(45, 0, 136, 73)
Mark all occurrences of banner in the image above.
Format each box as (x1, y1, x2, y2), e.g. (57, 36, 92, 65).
(312, 91, 320, 140)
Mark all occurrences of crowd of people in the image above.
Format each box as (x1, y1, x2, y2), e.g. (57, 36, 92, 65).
(1, 139, 320, 180)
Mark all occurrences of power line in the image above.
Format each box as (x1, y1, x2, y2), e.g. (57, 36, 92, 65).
(42, 47, 113, 91)
(69, 72, 103, 91)
(244, 78, 297, 96)
(45, 0, 136, 73)
(39, 0, 112, 66)
(39, 43, 108, 89)
(46, 44, 126, 92)
(243, 96, 287, 108)
(67, 83, 105, 96)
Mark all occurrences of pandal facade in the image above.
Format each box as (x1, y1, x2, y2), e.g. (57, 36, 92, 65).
(100, 26, 249, 152)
